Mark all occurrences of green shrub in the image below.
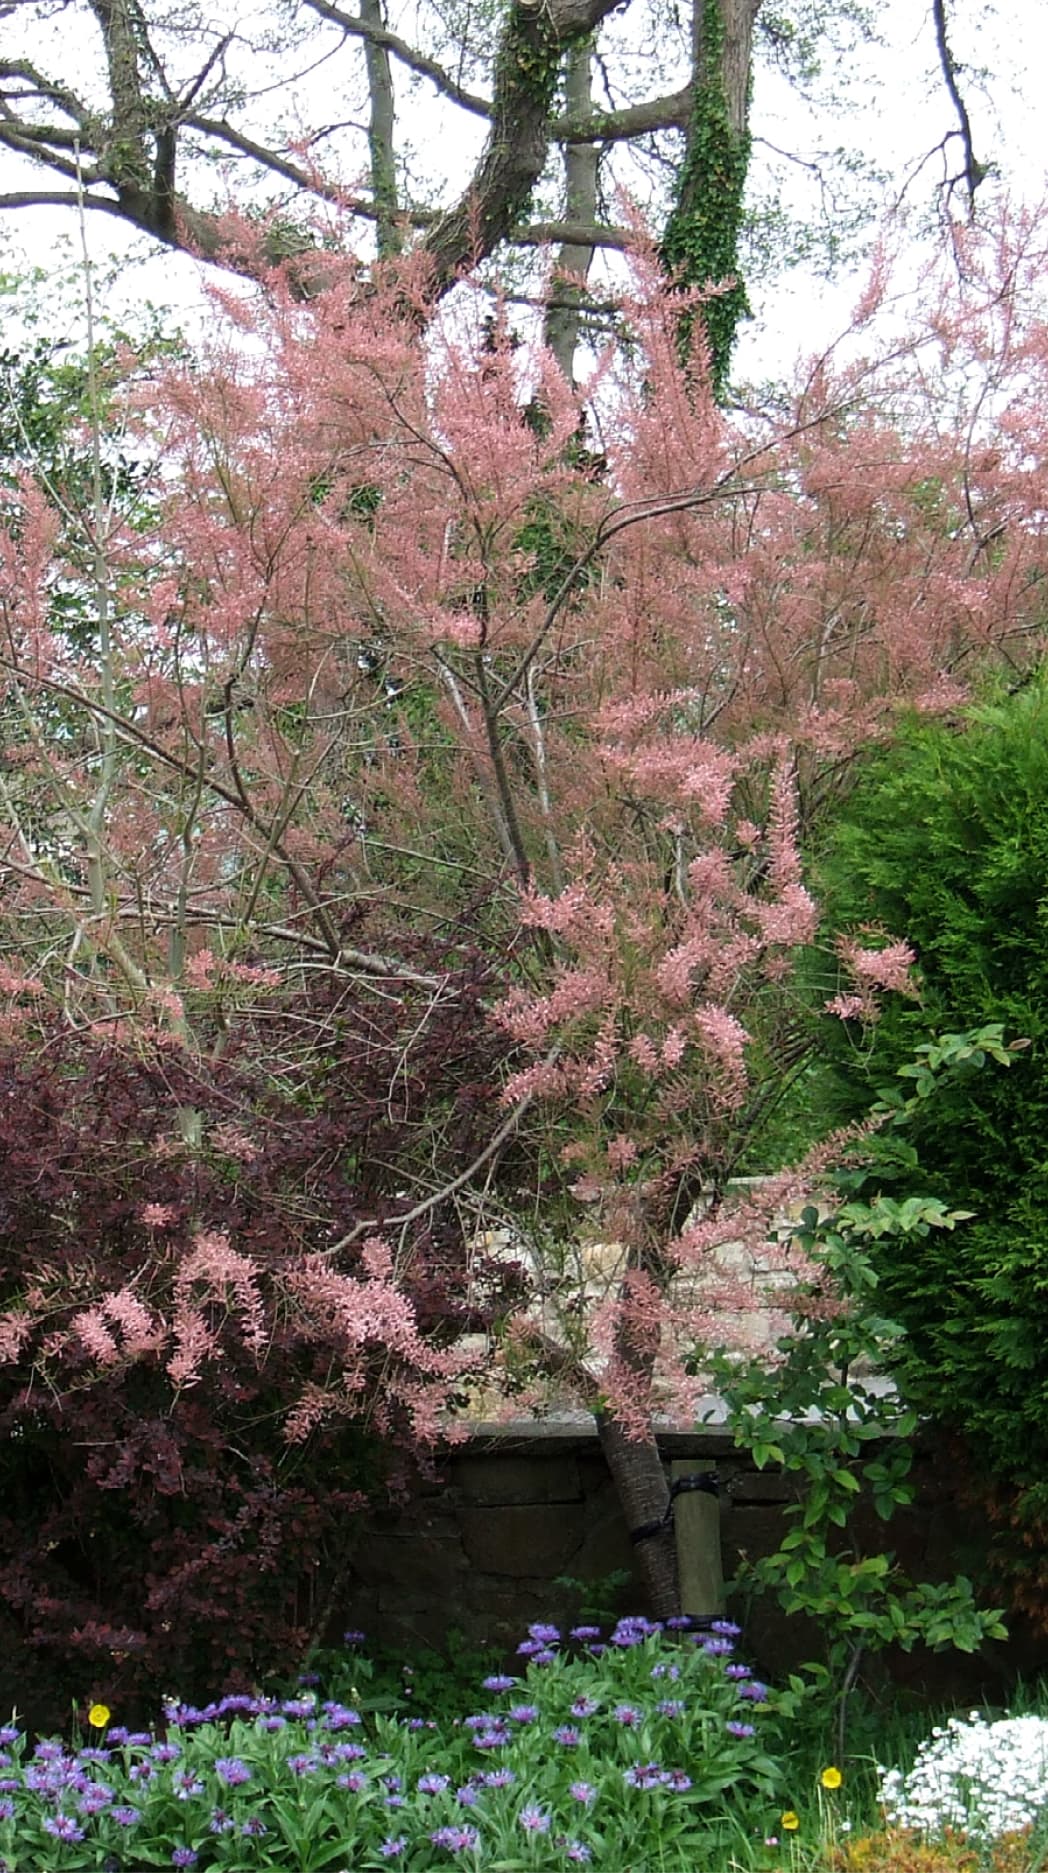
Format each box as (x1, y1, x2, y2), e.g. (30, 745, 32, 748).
(810, 678, 1048, 1618)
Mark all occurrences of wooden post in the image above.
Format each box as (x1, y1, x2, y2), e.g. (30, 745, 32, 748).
(671, 1461, 725, 1616)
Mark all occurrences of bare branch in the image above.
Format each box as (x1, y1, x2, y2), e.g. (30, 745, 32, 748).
(302, 0, 492, 116)
(931, 0, 985, 218)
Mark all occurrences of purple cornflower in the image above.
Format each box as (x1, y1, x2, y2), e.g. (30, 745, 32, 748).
(624, 1762, 669, 1788)
(665, 1769, 693, 1791)
(151, 1742, 181, 1764)
(33, 1742, 66, 1763)
(241, 1817, 268, 1837)
(519, 1804, 551, 1834)
(474, 1727, 510, 1750)
(171, 1852, 198, 1869)
(125, 1732, 152, 1747)
(565, 1841, 592, 1862)
(711, 1619, 741, 1637)
(0, 1728, 19, 1747)
(0, 1801, 13, 1822)
(482, 1675, 518, 1693)
(664, 1614, 694, 1630)
(527, 1621, 560, 1644)
(321, 1701, 361, 1729)
(260, 1715, 287, 1732)
(701, 1636, 734, 1656)
(430, 1825, 479, 1850)
(77, 1747, 110, 1765)
(386, 1794, 406, 1809)
(215, 1756, 251, 1788)
(610, 1616, 658, 1647)
(343, 1629, 366, 1645)
(78, 1783, 113, 1815)
(571, 1696, 599, 1718)
(737, 1681, 769, 1703)
(456, 1784, 479, 1806)
(298, 1670, 321, 1687)
(338, 1773, 369, 1794)
(529, 1648, 558, 1667)
(464, 1713, 498, 1730)
(112, 1805, 142, 1826)
(569, 1781, 597, 1806)
(173, 1771, 204, 1800)
(552, 1725, 581, 1747)
(509, 1705, 538, 1725)
(281, 1697, 316, 1720)
(657, 1700, 685, 1718)
(570, 1625, 602, 1641)
(727, 1721, 756, 1739)
(209, 1809, 236, 1834)
(483, 1768, 516, 1789)
(379, 1838, 408, 1858)
(287, 1754, 317, 1778)
(106, 1727, 131, 1745)
(613, 1703, 642, 1726)
(129, 1761, 158, 1784)
(418, 1773, 450, 1794)
(42, 1817, 85, 1843)
(725, 1664, 751, 1680)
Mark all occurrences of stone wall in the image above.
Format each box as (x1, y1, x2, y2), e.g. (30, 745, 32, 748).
(336, 1421, 1032, 1702)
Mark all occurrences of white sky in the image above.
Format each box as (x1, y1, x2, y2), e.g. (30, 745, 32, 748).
(0, 0, 1045, 378)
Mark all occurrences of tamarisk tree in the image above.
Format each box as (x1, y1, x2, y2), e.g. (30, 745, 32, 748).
(1, 198, 1047, 1634)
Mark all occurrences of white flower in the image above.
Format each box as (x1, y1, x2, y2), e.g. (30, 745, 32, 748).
(879, 1714, 1048, 1842)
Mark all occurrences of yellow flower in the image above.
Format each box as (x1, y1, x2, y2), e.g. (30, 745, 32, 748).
(781, 1811, 800, 1831)
(87, 1703, 111, 1730)
(820, 1766, 843, 1790)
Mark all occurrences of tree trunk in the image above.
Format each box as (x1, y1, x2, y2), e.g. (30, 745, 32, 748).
(545, 40, 598, 380)
(596, 1409, 679, 1616)
(361, 0, 402, 257)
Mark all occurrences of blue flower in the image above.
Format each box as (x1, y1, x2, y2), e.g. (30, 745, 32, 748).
(418, 1774, 451, 1794)
(738, 1681, 769, 1703)
(666, 1769, 693, 1791)
(565, 1841, 592, 1861)
(171, 1852, 198, 1869)
(241, 1817, 268, 1837)
(209, 1809, 236, 1834)
(430, 1825, 479, 1850)
(725, 1664, 751, 1680)
(552, 1726, 581, 1747)
(711, 1619, 742, 1637)
(727, 1721, 756, 1739)
(343, 1629, 366, 1645)
(519, 1804, 551, 1833)
(0, 1800, 13, 1822)
(457, 1784, 479, 1807)
(481, 1675, 518, 1693)
(43, 1816, 85, 1842)
(570, 1624, 602, 1641)
(379, 1838, 408, 1858)
(569, 1782, 597, 1806)
(624, 1762, 669, 1788)
(112, 1805, 142, 1826)
(215, 1757, 251, 1788)
(571, 1696, 599, 1718)
(483, 1768, 517, 1789)
(527, 1622, 560, 1644)
(613, 1704, 642, 1726)
(509, 1705, 538, 1725)
(657, 1700, 685, 1718)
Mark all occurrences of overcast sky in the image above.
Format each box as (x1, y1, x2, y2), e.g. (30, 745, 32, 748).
(0, 0, 1044, 378)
